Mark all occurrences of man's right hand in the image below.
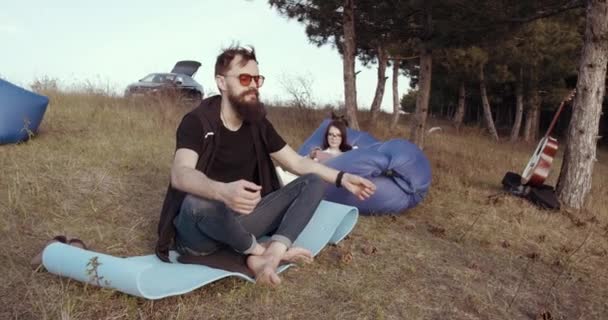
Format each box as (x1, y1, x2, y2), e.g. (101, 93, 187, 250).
(217, 180, 262, 214)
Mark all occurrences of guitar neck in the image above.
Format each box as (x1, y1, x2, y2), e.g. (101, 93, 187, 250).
(545, 102, 565, 138)
(544, 89, 576, 138)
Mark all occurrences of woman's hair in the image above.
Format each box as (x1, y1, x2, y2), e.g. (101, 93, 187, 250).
(322, 113, 352, 152)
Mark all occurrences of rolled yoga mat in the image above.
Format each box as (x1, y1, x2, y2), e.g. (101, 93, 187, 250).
(42, 200, 358, 300)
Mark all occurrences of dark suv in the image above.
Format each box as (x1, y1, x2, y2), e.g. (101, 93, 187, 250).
(124, 61, 204, 100)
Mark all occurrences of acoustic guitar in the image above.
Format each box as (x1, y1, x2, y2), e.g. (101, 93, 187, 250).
(521, 90, 576, 186)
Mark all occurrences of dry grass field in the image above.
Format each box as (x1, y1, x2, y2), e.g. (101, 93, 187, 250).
(1, 90, 606, 319)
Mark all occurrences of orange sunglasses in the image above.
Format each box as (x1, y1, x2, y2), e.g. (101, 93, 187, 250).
(224, 73, 265, 88)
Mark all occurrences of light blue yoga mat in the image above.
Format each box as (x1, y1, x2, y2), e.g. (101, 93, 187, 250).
(42, 200, 358, 300)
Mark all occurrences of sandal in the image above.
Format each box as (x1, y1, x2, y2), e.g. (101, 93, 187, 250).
(67, 238, 88, 250)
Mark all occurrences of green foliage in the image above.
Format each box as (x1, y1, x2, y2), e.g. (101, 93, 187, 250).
(269, 0, 586, 125)
(269, 0, 420, 65)
(400, 89, 417, 113)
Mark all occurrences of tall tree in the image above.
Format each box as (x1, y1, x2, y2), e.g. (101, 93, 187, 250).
(390, 61, 401, 129)
(510, 67, 525, 141)
(479, 60, 500, 140)
(557, 0, 608, 209)
(437, 45, 500, 138)
(342, 0, 359, 129)
(453, 82, 466, 129)
(269, 0, 411, 129)
(410, 45, 432, 145)
(270, 0, 402, 129)
(522, 78, 541, 142)
(435, 48, 478, 129)
(269, 0, 360, 126)
(369, 44, 388, 122)
(354, 1, 422, 125)
(409, 1, 434, 146)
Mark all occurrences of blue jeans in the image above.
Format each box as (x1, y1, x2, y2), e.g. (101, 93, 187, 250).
(173, 174, 325, 256)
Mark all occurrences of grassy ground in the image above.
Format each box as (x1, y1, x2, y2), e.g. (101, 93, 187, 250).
(1, 91, 606, 320)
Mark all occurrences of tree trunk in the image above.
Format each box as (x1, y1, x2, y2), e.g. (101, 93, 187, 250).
(390, 62, 400, 129)
(510, 68, 524, 142)
(557, 0, 608, 209)
(447, 103, 454, 119)
(523, 108, 534, 142)
(495, 105, 501, 127)
(508, 105, 513, 129)
(342, 0, 359, 129)
(523, 89, 541, 142)
(370, 44, 388, 122)
(454, 82, 467, 127)
(410, 46, 432, 147)
(533, 100, 541, 139)
(479, 63, 499, 141)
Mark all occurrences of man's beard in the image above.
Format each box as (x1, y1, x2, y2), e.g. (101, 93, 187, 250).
(227, 89, 266, 123)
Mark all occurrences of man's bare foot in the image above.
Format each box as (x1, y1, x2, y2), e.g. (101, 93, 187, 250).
(282, 246, 313, 264)
(259, 242, 313, 264)
(247, 254, 281, 286)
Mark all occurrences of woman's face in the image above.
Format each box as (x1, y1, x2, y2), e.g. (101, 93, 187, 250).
(327, 126, 342, 149)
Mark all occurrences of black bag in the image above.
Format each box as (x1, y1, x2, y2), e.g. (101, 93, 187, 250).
(528, 185, 561, 210)
(501, 171, 528, 196)
(501, 171, 560, 210)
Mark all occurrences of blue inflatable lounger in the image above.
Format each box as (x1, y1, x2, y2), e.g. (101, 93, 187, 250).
(297, 119, 432, 215)
(42, 200, 358, 300)
(0, 79, 49, 144)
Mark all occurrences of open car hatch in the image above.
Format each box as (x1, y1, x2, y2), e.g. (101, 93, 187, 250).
(171, 60, 201, 77)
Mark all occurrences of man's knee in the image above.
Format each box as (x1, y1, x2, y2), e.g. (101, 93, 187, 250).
(300, 173, 326, 200)
(300, 173, 324, 187)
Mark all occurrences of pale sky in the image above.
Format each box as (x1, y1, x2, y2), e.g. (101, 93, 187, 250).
(0, 0, 410, 111)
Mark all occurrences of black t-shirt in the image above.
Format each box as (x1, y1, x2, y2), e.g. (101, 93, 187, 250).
(176, 114, 287, 183)
(207, 123, 257, 183)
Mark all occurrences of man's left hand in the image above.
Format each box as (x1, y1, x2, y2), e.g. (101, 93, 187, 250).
(341, 173, 376, 200)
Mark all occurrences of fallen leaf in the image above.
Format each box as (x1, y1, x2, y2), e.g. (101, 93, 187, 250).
(362, 244, 377, 255)
(340, 251, 353, 265)
(468, 262, 481, 271)
(536, 310, 553, 320)
(427, 224, 446, 237)
(537, 234, 546, 243)
(525, 252, 540, 260)
(552, 259, 562, 268)
(404, 223, 416, 230)
(590, 248, 607, 257)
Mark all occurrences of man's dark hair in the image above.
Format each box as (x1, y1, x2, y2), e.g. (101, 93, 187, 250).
(214, 45, 258, 76)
